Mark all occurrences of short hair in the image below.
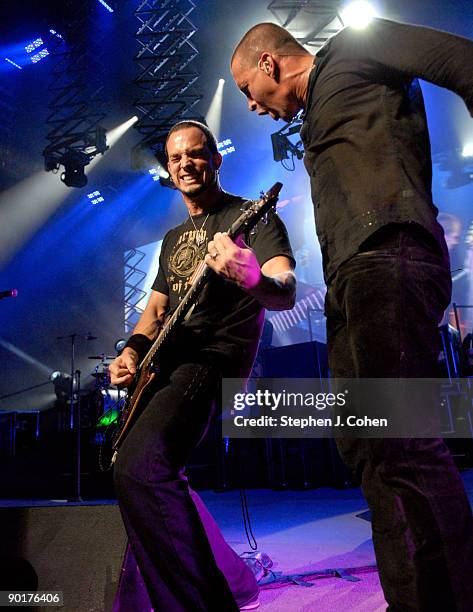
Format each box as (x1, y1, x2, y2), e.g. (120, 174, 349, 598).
(165, 120, 219, 157)
(232, 22, 308, 71)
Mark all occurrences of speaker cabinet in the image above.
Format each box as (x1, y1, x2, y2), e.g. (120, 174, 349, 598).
(0, 503, 126, 612)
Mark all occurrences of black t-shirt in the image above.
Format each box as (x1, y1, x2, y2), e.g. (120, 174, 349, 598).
(152, 192, 294, 376)
(301, 18, 473, 283)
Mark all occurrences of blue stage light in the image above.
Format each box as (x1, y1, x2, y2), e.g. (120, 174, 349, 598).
(4, 57, 22, 70)
(30, 49, 49, 64)
(218, 138, 236, 157)
(97, 0, 114, 13)
(87, 190, 101, 199)
(87, 190, 104, 204)
(25, 38, 44, 54)
(49, 29, 63, 40)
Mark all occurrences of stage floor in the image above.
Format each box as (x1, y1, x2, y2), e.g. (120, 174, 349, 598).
(1, 470, 472, 611)
(200, 468, 473, 612)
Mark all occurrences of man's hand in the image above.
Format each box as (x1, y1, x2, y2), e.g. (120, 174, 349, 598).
(204, 232, 262, 289)
(109, 347, 138, 387)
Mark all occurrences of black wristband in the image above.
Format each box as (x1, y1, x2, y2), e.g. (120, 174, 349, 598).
(123, 334, 153, 361)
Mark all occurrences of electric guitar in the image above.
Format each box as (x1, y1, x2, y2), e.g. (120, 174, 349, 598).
(111, 182, 283, 464)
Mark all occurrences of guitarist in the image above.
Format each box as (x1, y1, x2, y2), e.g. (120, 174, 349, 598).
(109, 120, 296, 612)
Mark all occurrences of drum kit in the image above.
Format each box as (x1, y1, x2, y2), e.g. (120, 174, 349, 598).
(87, 354, 124, 430)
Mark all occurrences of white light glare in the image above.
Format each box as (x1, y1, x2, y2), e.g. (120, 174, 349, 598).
(219, 78, 225, 85)
(462, 143, 473, 158)
(149, 166, 169, 180)
(341, 1, 377, 29)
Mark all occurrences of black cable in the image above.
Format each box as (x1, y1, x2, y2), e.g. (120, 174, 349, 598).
(240, 486, 257, 551)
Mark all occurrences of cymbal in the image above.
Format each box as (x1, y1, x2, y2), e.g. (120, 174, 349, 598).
(88, 355, 115, 360)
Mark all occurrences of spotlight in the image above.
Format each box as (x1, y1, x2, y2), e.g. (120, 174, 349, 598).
(462, 144, 473, 158)
(219, 78, 225, 85)
(50, 370, 69, 382)
(59, 150, 89, 188)
(341, 1, 377, 29)
(114, 338, 127, 353)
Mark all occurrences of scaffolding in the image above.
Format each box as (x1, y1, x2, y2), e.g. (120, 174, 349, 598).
(132, 0, 204, 167)
(42, 1, 111, 181)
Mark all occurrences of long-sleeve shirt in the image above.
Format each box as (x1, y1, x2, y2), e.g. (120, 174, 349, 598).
(300, 18, 473, 283)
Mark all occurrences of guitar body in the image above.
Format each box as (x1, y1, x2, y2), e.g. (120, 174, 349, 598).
(110, 182, 283, 466)
(111, 368, 157, 462)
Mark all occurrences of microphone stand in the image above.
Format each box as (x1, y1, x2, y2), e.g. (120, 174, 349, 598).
(56, 332, 97, 502)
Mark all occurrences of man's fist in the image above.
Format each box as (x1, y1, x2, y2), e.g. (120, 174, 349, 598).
(109, 348, 138, 387)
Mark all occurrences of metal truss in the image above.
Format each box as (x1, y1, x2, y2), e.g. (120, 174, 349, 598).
(132, 0, 204, 166)
(42, 1, 109, 175)
(0, 85, 15, 183)
(267, 1, 345, 167)
(268, 0, 344, 49)
(124, 248, 148, 333)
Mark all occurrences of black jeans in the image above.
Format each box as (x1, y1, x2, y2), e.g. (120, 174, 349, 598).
(325, 224, 473, 611)
(113, 357, 239, 612)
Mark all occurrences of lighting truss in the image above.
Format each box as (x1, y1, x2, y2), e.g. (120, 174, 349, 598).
(267, 1, 345, 167)
(132, 0, 205, 170)
(42, 1, 111, 187)
(124, 248, 148, 333)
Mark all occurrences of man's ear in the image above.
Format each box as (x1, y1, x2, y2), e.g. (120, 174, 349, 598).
(258, 52, 276, 78)
(214, 151, 223, 171)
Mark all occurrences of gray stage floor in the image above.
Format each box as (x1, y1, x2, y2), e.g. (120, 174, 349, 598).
(200, 468, 473, 612)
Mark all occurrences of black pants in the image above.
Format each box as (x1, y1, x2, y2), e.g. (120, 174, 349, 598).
(325, 224, 473, 611)
(113, 358, 239, 612)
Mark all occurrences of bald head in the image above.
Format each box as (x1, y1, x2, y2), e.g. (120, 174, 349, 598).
(231, 22, 313, 123)
(231, 22, 308, 71)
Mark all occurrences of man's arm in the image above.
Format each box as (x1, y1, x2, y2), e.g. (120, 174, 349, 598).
(109, 290, 169, 386)
(345, 18, 473, 115)
(205, 233, 296, 311)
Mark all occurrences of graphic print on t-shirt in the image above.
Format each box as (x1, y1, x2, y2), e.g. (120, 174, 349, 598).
(167, 227, 208, 297)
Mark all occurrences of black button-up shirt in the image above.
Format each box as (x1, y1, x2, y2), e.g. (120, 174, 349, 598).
(300, 18, 473, 283)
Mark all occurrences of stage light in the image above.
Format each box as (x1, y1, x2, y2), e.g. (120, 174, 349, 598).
(102, 116, 137, 149)
(114, 338, 127, 353)
(149, 165, 169, 181)
(341, 1, 377, 29)
(462, 144, 473, 158)
(25, 38, 44, 53)
(217, 138, 236, 157)
(219, 78, 225, 85)
(4, 57, 22, 70)
(49, 29, 63, 40)
(60, 150, 89, 188)
(87, 190, 105, 204)
(30, 48, 49, 64)
(97, 0, 114, 13)
(49, 370, 62, 382)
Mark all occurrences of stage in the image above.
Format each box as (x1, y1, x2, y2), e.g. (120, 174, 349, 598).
(2, 468, 472, 611)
